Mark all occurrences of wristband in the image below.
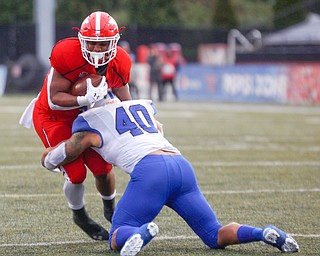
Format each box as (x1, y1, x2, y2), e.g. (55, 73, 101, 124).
(43, 142, 67, 170)
(77, 96, 90, 106)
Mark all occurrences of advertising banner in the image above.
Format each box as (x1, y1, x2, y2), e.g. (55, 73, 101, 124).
(176, 63, 320, 104)
(287, 63, 320, 104)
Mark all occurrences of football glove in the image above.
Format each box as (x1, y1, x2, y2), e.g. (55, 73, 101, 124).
(85, 76, 108, 105)
(77, 76, 108, 106)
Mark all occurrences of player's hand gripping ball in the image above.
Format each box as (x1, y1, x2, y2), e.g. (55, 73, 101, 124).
(71, 74, 103, 96)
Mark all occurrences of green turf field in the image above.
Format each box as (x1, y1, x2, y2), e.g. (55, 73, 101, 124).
(0, 95, 319, 255)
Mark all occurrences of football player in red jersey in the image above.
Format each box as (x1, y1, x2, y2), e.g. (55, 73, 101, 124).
(20, 11, 132, 241)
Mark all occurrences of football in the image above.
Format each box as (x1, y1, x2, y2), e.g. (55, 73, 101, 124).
(71, 74, 103, 96)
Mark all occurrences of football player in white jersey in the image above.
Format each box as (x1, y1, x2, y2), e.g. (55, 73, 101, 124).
(41, 100, 299, 256)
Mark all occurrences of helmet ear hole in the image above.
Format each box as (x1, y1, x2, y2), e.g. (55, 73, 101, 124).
(78, 11, 120, 67)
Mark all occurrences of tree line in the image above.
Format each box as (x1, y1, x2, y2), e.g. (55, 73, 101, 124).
(0, 0, 319, 30)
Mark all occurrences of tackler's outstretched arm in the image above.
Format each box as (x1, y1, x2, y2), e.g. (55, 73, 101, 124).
(41, 131, 101, 170)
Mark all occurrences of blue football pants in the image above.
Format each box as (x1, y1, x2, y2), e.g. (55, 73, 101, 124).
(109, 154, 222, 248)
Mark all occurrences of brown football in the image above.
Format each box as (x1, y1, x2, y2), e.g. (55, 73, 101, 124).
(71, 74, 103, 96)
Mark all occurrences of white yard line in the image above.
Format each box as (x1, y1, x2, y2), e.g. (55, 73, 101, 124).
(2, 143, 320, 152)
(0, 188, 319, 199)
(156, 102, 320, 115)
(192, 161, 320, 167)
(1, 160, 320, 171)
(0, 164, 40, 170)
(179, 145, 320, 152)
(201, 188, 320, 194)
(2, 101, 320, 115)
(0, 233, 319, 248)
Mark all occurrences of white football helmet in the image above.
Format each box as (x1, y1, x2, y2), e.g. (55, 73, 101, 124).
(78, 11, 121, 68)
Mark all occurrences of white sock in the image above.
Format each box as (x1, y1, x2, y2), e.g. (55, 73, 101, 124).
(63, 180, 85, 210)
(100, 190, 116, 200)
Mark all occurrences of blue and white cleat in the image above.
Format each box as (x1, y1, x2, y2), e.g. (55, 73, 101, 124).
(120, 222, 159, 256)
(262, 225, 299, 253)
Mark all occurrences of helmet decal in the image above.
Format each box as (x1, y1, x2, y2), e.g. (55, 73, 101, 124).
(95, 12, 101, 36)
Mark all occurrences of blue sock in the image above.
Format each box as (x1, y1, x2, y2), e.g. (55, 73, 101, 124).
(237, 225, 263, 243)
(115, 226, 139, 248)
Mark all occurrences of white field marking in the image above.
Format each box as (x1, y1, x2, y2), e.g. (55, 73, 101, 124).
(0, 188, 319, 199)
(156, 102, 320, 115)
(0, 164, 40, 170)
(0, 233, 319, 248)
(3, 144, 320, 153)
(180, 145, 320, 152)
(305, 117, 320, 124)
(0, 240, 97, 247)
(1, 160, 320, 171)
(8, 147, 43, 152)
(0, 124, 27, 129)
(0, 106, 27, 113)
(3, 101, 320, 115)
(157, 111, 196, 118)
(192, 161, 320, 167)
(201, 188, 320, 195)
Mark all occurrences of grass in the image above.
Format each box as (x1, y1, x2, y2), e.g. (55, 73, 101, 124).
(0, 95, 319, 255)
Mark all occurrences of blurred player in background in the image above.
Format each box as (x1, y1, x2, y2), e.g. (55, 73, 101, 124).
(19, 11, 132, 241)
(119, 40, 139, 98)
(159, 43, 186, 101)
(147, 43, 163, 101)
(41, 99, 299, 255)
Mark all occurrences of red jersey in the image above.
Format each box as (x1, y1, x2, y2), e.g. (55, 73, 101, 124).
(36, 37, 131, 118)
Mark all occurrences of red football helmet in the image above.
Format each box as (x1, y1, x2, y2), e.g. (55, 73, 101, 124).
(78, 11, 120, 67)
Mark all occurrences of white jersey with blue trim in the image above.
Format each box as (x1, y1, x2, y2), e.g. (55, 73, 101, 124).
(72, 99, 179, 174)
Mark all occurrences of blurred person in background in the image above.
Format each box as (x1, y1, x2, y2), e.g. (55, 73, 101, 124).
(119, 40, 139, 98)
(159, 43, 186, 101)
(19, 11, 132, 241)
(147, 43, 163, 101)
(168, 43, 186, 71)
